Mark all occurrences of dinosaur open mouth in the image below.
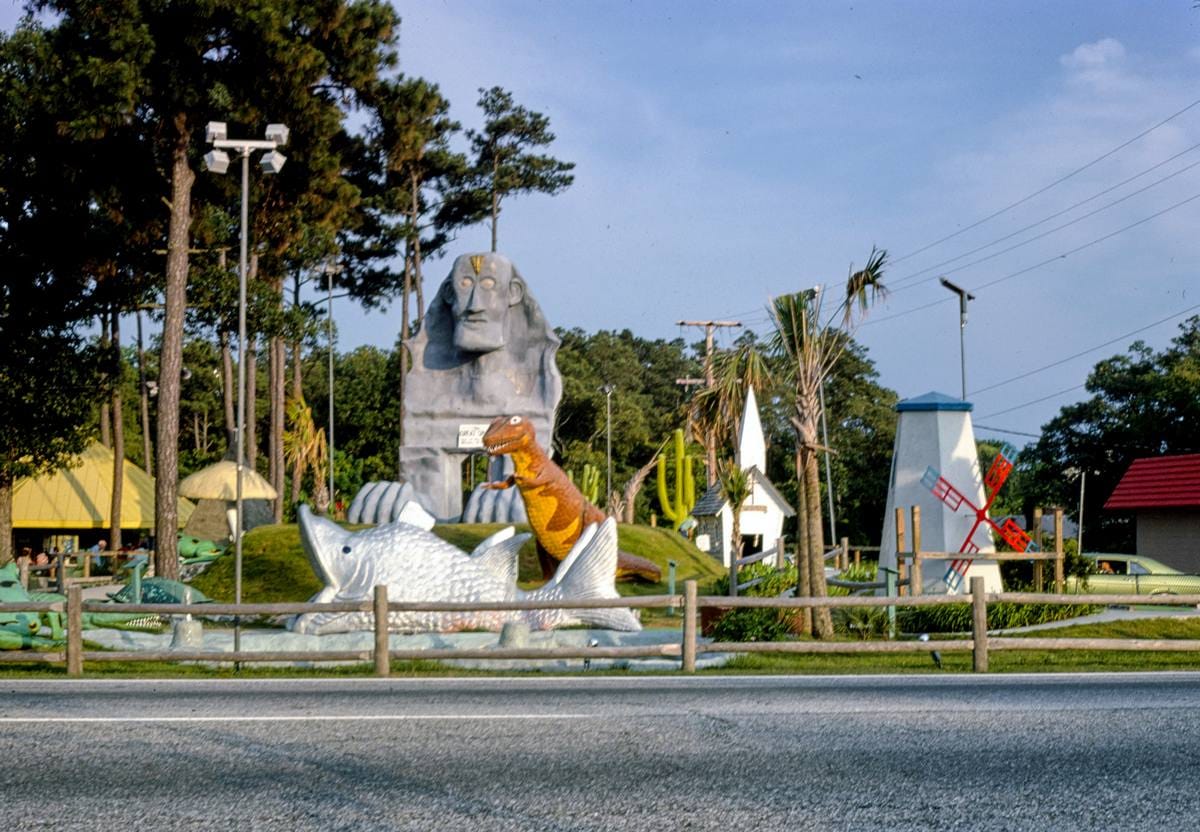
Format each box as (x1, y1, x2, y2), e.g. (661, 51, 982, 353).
(484, 438, 520, 455)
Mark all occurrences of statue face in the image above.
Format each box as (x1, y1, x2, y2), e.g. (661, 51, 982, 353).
(448, 254, 523, 353)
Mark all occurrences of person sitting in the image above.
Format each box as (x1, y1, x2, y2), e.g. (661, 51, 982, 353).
(1098, 560, 1115, 574)
(88, 539, 109, 572)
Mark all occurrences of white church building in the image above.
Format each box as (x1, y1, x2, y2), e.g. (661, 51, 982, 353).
(692, 388, 795, 568)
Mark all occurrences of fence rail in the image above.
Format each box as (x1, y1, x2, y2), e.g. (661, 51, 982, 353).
(2, 577, 1199, 676)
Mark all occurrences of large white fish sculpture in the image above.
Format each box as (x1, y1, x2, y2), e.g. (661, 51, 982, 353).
(289, 503, 641, 635)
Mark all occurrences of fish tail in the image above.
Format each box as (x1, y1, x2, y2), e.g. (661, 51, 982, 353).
(531, 519, 640, 631)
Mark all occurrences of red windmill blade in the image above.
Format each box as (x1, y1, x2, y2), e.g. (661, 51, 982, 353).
(921, 443, 1033, 591)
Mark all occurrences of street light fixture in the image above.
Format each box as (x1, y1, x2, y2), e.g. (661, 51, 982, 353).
(205, 121, 288, 659)
(600, 384, 616, 511)
(939, 277, 975, 400)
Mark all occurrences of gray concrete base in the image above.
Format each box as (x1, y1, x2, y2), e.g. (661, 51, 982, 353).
(82, 625, 732, 672)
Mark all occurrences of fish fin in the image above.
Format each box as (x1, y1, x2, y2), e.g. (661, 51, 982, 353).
(471, 528, 530, 586)
(395, 500, 436, 531)
(535, 519, 641, 632)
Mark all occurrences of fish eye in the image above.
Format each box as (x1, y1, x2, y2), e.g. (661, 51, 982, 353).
(509, 416, 522, 425)
(342, 545, 352, 554)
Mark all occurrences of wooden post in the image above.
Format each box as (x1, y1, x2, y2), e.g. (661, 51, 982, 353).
(894, 507, 907, 596)
(373, 584, 390, 677)
(971, 575, 988, 673)
(82, 551, 91, 579)
(66, 584, 83, 677)
(775, 538, 786, 570)
(1054, 508, 1065, 593)
(840, 537, 849, 571)
(18, 558, 29, 590)
(650, 512, 657, 528)
(854, 549, 861, 568)
(682, 580, 697, 673)
(1031, 507, 1044, 592)
(55, 551, 65, 594)
(910, 506, 923, 596)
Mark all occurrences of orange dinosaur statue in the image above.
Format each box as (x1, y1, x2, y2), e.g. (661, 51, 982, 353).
(481, 415, 662, 582)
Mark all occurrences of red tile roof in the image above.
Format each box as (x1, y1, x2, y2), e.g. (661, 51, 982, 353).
(1105, 454, 1200, 510)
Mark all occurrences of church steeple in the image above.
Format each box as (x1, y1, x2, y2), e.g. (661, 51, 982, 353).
(736, 386, 766, 473)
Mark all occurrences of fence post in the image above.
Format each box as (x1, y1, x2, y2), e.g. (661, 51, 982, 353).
(775, 538, 786, 570)
(971, 576, 988, 673)
(894, 507, 907, 596)
(18, 558, 29, 590)
(373, 585, 390, 677)
(840, 537, 849, 571)
(1032, 507, 1044, 592)
(682, 580, 697, 673)
(854, 549, 861, 568)
(66, 584, 83, 677)
(1054, 509, 1065, 593)
(910, 506, 923, 596)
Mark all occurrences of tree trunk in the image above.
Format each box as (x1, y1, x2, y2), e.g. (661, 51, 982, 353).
(410, 172, 426, 332)
(794, 448, 812, 635)
(804, 446, 834, 638)
(290, 336, 303, 508)
(246, 334, 258, 474)
(99, 313, 111, 449)
(622, 452, 660, 524)
(220, 330, 235, 452)
(109, 309, 124, 551)
(0, 471, 12, 565)
(154, 121, 193, 581)
(136, 310, 153, 476)
(269, 333, 285, 522)
(490, 163, 499, 252)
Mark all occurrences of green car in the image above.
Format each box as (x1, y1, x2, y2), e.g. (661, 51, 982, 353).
(1067, 554, 1200, 596)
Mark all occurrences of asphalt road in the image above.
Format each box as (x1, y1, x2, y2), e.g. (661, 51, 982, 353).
(2, 673, 1199, 831)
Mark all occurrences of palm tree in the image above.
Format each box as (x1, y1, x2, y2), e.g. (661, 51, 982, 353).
(769, 247, 887, 638)
(283, 394, 330, 515)
(717, 459, 752, 597)
(691, 340, 773, 460)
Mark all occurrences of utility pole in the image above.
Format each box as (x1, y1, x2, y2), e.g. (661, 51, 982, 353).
(676, 320, 741, 486)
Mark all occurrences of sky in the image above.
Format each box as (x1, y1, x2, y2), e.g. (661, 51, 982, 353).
(6, 1, 1200, 443)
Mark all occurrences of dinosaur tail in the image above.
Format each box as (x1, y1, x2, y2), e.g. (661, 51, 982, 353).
(531, 519, 641, 632)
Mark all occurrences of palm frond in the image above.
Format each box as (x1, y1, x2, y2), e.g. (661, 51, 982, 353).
(843, 246, 889, 325)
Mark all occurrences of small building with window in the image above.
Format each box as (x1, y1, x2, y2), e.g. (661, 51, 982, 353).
(1104, 453, 1200, 573)
(692, 388, 794, 567)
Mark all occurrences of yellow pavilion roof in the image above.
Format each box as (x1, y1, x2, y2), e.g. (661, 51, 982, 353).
(12, 442, 194, 530)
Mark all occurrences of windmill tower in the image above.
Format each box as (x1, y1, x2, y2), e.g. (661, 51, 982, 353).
(879, 392, 1004, 593)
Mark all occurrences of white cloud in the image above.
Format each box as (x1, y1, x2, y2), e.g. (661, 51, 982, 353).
(1060, 38, 1126, 71)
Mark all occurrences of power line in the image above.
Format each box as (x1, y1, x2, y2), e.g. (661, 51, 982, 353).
(863, 188, 1200, 327)
(978, 383, 1086, 419)
(969, 302, 1200, 396)
(891, 96, 1200, 265)
(888, 149, 1200, 293)
(973, 424, 1043, 439)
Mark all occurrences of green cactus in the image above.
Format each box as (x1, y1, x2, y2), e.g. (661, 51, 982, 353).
(656, 429, 696, 530)
(567, 463, 602, 505)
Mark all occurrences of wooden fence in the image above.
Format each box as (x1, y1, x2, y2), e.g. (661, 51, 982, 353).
(3, 576, 1199, 676)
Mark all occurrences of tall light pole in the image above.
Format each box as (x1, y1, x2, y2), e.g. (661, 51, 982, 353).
(600, 384, 615, 510)
(204, 121, 288, 657)
(939, 277, 975, 400)
(322, 260, 343, 516)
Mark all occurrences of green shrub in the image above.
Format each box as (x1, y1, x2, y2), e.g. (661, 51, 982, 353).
(899, 600, 1100, 634)
(708, 561, 800, 642)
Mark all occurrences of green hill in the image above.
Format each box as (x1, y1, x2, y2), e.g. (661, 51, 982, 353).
(189, 521, 723, 605)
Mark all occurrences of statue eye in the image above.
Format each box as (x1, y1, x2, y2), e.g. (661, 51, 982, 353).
(459, 277, 473, 289)
(509, 416, 522, 425)
(479, 276, 496, 289)
(342, 545, 352, 555)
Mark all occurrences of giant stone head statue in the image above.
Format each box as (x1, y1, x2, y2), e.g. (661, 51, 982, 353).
(446, 253, 525, 353)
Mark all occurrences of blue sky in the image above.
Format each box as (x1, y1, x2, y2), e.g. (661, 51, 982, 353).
(384, 1, 1200, 442)
(6, 1, 1200, 442)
